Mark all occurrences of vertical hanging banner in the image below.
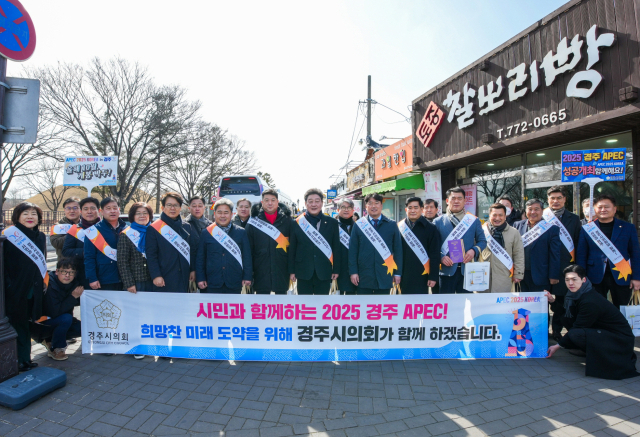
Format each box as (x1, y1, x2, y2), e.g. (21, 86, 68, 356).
(81, 291, 548, 360)
(63, 156, 118, 195)
(460, 184, 477, 215)
(423, 170, 443, 216)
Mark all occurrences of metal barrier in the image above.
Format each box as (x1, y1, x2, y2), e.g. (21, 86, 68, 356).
(2, 210, 66, 227)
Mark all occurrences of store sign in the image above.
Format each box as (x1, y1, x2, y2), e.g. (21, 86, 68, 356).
(460, 184, 477, 215)
(423, 170, 443, 216)
(561, 148, 626, 182)
(375, 136, 413, 181)
(439, 25, 614, 132)
(347, 158, 375, 192)
(335, 178, 347, 196)
(327, 189, 337, 200)
(416, 102, 445, 147)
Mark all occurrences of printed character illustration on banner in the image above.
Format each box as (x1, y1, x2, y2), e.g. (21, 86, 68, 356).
(505, 308, 534, 357)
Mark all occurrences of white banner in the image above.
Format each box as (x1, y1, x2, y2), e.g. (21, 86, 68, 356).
(542, 208, 576, 261)
(339, 227, 350, 249)
(81, 291, 548, 360)
(63, 156, 118, 193)
(521, 220, 553, 248)
(423, 170, 443, 216)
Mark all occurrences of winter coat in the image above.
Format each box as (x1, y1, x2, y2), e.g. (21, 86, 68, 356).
(505, 208, 522, 226)
(289, 213, 341, 281)
(559, 290, 638, 380)
(514, 220, 561, 285)
(84, 219, 126, 286)
(232, 215, 249, 229)
(62, 225, 89, 287)
(434, 214, 487, 276)
(478, 224, 524, 293)
(348, 215, 403, 290)
(577, 218, 640, 286)
(337, 218, 356, 293)
(246, 203, 294, 293)
(549, 210, 582, 297)
(196, 224, 252, 291)
(146, 214, 197, 292)
(186, 214, 212, 259)
(117, 231, 152, 290)
(50, 216, 78, 259)
(3, 223, 45, 322)
(399, 217, 442, 294)
(43, 272, 79, 319)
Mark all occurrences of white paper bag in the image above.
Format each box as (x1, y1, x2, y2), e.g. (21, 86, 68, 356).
(464, 262, 490, 292)
(620, 290, 640, 337)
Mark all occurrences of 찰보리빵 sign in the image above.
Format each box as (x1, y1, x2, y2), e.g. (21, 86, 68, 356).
(81, 290, 548, 361)
(561, 148, 626, 183)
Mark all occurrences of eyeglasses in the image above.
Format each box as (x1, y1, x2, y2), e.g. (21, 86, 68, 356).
(58, 270, 76, 277)
(340, 206, 353, 210)
(165, 204, 181, 209)
(64, 206, 80, 211)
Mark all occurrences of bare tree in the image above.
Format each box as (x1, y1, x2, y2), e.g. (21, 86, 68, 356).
(257, 171, 276, 188)
(24, 159, 71, 211)
(27, 58, 201, 209)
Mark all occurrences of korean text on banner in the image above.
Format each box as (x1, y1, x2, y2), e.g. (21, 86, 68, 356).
(81, 291, 548, 361)
(561, 148, 627, 183)
(63, 156, 118, 194)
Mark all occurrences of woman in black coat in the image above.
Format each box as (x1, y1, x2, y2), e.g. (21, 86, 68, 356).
(4, 202, 47, 371)
(547, 265, 639, 380)
(146, 192, 197, 292)
(118, 202, 153, 293)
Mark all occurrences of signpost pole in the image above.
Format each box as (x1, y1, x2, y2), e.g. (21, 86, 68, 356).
(0, 55, 19, 382)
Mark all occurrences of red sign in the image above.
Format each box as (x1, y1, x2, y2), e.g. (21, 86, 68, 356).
(374, 136, 413, 182)
(0, 0, 36, 62)
(416, 101, 444, 148)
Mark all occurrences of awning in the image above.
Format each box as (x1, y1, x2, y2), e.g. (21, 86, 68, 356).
(362, 174, 424, 195)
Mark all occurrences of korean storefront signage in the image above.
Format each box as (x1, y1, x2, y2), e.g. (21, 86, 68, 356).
(561, 148, 626, 182)
(81, 290, 548, 360)
(460, 184, 477, 216)
(347, 158, 375, 192)
(375, 136, 413, 182)
(423, 170, 443, 215)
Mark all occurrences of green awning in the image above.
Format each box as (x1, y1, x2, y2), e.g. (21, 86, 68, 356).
(362, 174, 424, 195)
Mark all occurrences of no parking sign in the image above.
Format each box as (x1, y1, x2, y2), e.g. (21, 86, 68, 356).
(0, 0, 36, 62)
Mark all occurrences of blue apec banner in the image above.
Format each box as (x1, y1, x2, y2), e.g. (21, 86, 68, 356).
(561, 148, 626, 182)
(81, 291, 548, 361)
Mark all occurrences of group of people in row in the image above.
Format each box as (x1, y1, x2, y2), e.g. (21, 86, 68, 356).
(3, 184, 638, 378)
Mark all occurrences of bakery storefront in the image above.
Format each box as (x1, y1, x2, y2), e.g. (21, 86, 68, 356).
(411, 0, 639, 227)
(361, 136, 426, 221)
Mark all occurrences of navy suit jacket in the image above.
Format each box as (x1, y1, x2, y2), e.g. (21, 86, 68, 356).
(513, 219, 561, 285)
(576, 218, 640, 286)
(84, 219, 126, 286)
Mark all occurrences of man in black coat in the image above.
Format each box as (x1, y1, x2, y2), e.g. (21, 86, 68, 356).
(336, 199, 357, 294)
(400, 197, 441, 294)
(62, 197, 101, 288)
(246, 189, 294, 294)
(547, 265, 639, 380)
(544, 186, 582, 340)
(146, 192, 198, 292)
(41, 258, 83, 361)
(289, 188, 341, 295)
(498, 195, 522, 226)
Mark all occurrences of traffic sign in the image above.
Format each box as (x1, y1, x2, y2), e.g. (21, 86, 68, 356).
(0, 0, 36, 62)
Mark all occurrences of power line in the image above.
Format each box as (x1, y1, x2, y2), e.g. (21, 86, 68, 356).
(333, 103, 366, 186)
(373, 100, 411, 123)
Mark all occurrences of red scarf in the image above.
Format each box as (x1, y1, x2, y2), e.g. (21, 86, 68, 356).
(265, 211, 277, 224)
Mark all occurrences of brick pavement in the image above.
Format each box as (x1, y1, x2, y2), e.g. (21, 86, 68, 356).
(1, 335, 639, 436)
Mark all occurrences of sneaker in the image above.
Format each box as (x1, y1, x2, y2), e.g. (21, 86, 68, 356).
(49, 348, 68, 361)
(134, 355, 145, 360)
(41, 340, 52, 353)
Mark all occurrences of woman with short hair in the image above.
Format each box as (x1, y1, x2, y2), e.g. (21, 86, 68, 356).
(118, 202, 154, 294)
(4, 202, 47, 371)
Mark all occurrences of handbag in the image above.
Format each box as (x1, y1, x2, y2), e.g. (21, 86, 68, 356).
(329, 279, 340, 296)
(391, 283, 402, 295)
(620, 289, 640, 337)
(463, 262, 490, 292)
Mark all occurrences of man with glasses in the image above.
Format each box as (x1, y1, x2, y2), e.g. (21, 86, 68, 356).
(51, 197, 82, 259)
(336, 199, 357, 294)
(63, 197, 101, 288)
(41, 258, 83, 361)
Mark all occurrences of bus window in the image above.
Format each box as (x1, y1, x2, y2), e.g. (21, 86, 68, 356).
(219, 177, 261, 196)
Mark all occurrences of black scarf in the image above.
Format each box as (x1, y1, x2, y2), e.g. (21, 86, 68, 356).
(305, 211, 322, 229)
(15, 222, 40, 242)
(161, 212, 189, 240)
(338, 216, 354, 232)
(563, 278, 593, 318)
(488, 221, 507, 248)
(80, 217, 100, 229)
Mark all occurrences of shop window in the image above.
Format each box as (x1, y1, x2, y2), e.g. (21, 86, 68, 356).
(382, 198, 395, 221)
(469, 155, 522, 223)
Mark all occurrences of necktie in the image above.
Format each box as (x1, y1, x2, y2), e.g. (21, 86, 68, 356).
(373, 219, 379, 229)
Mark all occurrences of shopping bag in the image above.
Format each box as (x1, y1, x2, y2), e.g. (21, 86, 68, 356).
(620, 289, 640, 337)
(463, 262, 490, 292)
(241, 284, 251, 295)
(390, 283, 402, 295)
(188, 281, 199, 293)
(329, 279, 340, 296)
(287, 280, 297, 295)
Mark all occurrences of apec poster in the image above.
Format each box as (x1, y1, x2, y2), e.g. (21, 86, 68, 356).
(63, 156, 118, 192)
(561, 148, 626, 182)
(81, 291, 548, 361)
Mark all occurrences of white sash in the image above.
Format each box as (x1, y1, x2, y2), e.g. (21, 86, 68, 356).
(398, 219, 430, 275)
(151, 220, 190, 264)
(482, 223, 514, 275)
(441, 212, 477, 255)
(355, 217, 397, 275)
(122, 226, 146, 258)
(50, 224, 72, 235)
(2, 226, 49, 285)
(296, 214, 333, 265)
(247, 217, 290, 252)
(207, 224, 243, 267)
(584, 221, 632, 281)
(85, 225, 118, 261)
(543, 208, 576, 261)
(521, 220, 553, 248)
(339, 226, 350, 249)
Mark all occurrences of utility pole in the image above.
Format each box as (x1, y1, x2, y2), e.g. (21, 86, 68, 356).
(367, 75, 372, 145)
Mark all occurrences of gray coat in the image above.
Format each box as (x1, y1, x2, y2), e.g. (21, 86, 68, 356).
(479, 224, 525, 293)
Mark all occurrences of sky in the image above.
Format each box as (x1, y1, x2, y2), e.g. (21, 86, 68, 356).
(12, 0, 568, 205)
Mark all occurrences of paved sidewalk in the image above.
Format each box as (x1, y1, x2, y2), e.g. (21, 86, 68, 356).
(1, 335, 639, 437)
